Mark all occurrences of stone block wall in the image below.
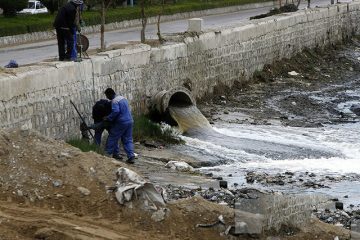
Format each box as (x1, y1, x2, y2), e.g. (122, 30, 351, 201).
(1, 2, 360, 139)
(234, 193, 333, 233)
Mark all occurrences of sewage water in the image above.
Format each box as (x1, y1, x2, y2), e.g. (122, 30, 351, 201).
(168, 103, 360, 209)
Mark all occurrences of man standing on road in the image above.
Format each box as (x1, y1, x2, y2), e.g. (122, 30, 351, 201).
(53, 0, 82, 61)
(104, 88, 135, 164)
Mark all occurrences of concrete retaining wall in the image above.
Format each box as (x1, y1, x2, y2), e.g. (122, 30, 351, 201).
(235, 193, 334, 233)
(1, 2, 360, 139)
(0, 1, 276, 47)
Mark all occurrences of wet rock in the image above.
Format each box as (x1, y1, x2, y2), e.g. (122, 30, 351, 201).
(309, 173, 316, 177)
(219, 180, 228, 189)
(302, 181, 327, 188)
(326, 217, 334, 223)
(210, 196, 218, 201)
(213, 176, 223, 180)
(350, 104, 360, 116)
(246, 174, 255, 183)
(325, 176, 336, 181)
(246, 192, 259, 199)
(77, 186, 91, 196)
(335, 201, 344, 210)
(205, 173, 213, 177)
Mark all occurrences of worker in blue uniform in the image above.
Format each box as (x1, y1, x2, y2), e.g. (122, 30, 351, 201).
(104, 88, 135, 164)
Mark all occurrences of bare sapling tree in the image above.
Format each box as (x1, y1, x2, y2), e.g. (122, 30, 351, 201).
(100, 0, 113, 51)
(156, 0, 165, 44)
(140, 0, 147, 43)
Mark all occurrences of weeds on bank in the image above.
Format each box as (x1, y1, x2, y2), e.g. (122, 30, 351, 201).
(67, 138, 104, 154)
(67, 115, 183, 153)
(133, 115, 184, 144)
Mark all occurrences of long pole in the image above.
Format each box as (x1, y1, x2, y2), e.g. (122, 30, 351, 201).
(70, 100, 95, 140)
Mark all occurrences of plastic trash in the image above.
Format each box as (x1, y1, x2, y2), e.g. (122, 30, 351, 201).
(5, 60, 18, 68)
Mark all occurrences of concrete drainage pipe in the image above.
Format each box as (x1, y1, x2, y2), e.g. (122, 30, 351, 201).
(150, 87, 196, 115)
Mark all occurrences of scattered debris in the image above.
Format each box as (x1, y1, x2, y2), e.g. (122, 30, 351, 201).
(288, 71, 299, 76)
(77, 186, 91, 196)
(196, 215, 225, 228)
(151, 208, 169, 222)
(111, 167, 165, 209)
(4, 60, 18, 68)
(165, 161, 194, 172)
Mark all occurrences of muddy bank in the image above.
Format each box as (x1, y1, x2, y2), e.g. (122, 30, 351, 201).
(199, 38, 360, 128)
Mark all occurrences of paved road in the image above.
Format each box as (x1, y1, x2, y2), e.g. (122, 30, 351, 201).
(0, 0, 341, 66)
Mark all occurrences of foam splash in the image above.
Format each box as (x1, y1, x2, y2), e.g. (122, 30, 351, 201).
(196, 122, 360, 174)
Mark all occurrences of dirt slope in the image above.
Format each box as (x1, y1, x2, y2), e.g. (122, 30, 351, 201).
(0, 129, 235, 240)
(0, 129, 351, 239)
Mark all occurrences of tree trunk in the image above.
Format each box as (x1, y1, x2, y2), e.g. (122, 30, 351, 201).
(157, 0, 165, 43)
(140, 0, 147, 43)
(101, 0, 105, 51)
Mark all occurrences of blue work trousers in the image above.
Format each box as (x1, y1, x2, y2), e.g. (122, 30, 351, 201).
(94, 128, 104, 145)
(106, 121, 134, 158)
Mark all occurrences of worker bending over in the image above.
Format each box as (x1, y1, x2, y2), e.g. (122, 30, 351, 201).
(104, 88, 135, 164)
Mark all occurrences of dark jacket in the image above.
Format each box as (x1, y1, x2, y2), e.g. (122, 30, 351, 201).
(92, 99, 112, 123)
(53, 2, 77, 30)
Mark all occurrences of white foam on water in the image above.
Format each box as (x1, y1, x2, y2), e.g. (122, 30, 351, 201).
(194, 122, 360, 174)
(181, 135, 270, 163)
(242, 157, 360, 174)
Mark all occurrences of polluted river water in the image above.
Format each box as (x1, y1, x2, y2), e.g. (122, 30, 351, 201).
(170, 104, 360, 209)
(167, 43, 360, 210)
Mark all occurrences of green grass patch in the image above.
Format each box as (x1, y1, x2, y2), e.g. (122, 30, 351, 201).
(67, 138, 104, 154)
(0, 0, 270, 37)
(133, 115, 184, 144)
